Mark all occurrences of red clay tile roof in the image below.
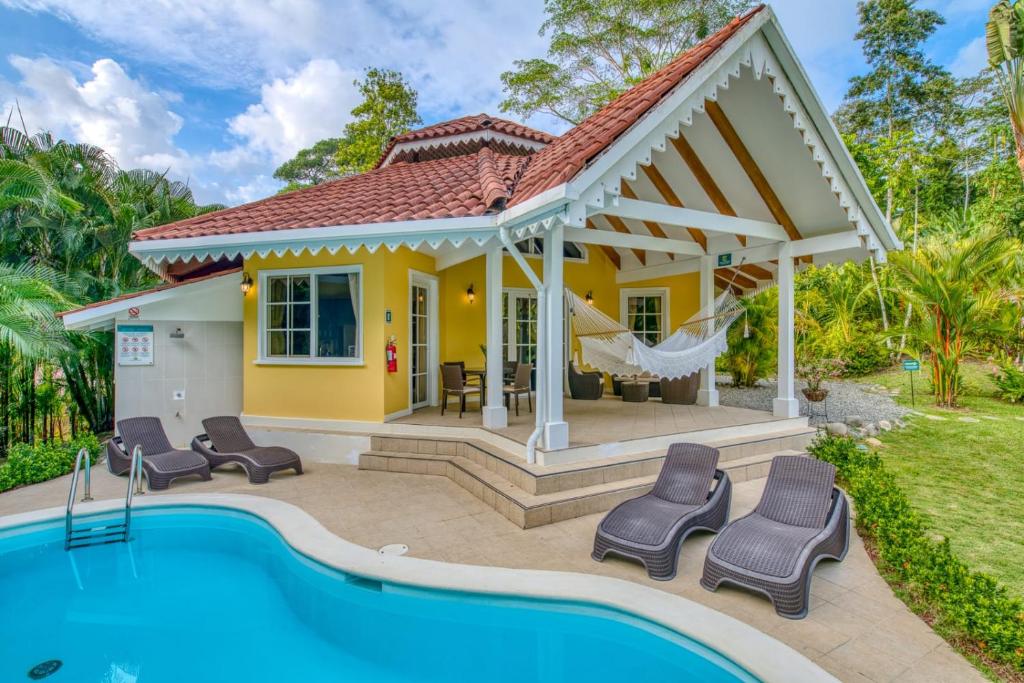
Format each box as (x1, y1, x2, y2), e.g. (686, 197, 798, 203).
(134, 149, 529, 241)
(57, 267, 241, 318)
(133, 8, 763, 243)
(508, 6, 764, 206)
(377, 113, 554, 167)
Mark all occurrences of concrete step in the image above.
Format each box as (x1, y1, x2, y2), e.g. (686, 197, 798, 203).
(359, 446, 806, 529)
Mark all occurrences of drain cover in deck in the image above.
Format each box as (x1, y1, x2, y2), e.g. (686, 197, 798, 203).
(28, 660, 62, 680)
(378, 543, 408, 556)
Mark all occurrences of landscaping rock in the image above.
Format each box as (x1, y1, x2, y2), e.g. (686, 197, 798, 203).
(895, 419, 907, 429)
(924, 414, 946, 421)
(825, 422, 849, 436)
(865, 437, 883, 448)
(958, 417, 980, 423)
(878, 419, 892, 431)
(864, 423, 879, 437)
(718, 379, 909, 425)
(845, 415, 866, 427)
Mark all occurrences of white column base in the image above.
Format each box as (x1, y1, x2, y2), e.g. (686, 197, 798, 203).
(772, 397, 800, 418)
(482, 405, 508, 429)
(543, 421, 569, 450)
(696, 389, 719, 407)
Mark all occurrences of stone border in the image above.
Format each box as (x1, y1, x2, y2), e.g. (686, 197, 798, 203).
(0, 493, 835, 683)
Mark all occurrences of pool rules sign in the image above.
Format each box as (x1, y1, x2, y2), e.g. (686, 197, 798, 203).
(117, 324, 154, 366)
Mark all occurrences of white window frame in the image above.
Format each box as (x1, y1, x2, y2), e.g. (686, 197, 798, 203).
(619, 287, 670, 346)
(256, 264, 364, 366)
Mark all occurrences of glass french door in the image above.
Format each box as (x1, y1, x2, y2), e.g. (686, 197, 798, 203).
(411, 284, 430, 408)
(504, 291, 538, 365)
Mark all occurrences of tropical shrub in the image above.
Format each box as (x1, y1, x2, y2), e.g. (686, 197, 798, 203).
(810, 435, 1024, 672)
(0, 434, 101, 493)
(722, 288, 777, 387)
(995, 363, 1024, 402)
(833, 332, 892, 376)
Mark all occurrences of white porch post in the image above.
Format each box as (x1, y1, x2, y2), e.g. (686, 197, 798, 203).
(696, 255, 719, 407)
(482, 243, 507, 428)
(542, 224, 569, 449)
(773, 242, 799, 418)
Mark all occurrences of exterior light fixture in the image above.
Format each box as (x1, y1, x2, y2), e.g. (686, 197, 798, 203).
(240, 272, 254, 295)
(585, 290, 594, 305)
(467, 284, 475, 303)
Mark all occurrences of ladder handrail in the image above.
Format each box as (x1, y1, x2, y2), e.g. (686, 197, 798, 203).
(124, 445, 144, 538)
(64, 448, 92, 548)
(64, 444, 142, 550)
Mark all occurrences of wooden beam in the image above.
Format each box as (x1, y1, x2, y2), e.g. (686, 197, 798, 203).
(716, 267, 757, 290)
(604, 215, 646, 265)
(704, 100, 802, 242)
(639, 164, 708, 250)
(738, 263, 774, 280)
(566, 226, 705, 257)
(670, 133, 745, 247)
(598, 197, 790, 242)
(585, 219, 621, 269)
(619, 181, 674, 260)
(714, 274, 743, 296)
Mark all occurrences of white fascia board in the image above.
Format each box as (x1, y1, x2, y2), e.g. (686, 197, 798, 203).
(382, 130, 547, 166)
(564, 10, 770, 202)
(789, 231, 863, 258)
(595, 197, 789, 242)
(760, 16, 900, 252)
(61, 271, 239, 331)
(564, 226, 704, 256)
(495, 183, 572, 228)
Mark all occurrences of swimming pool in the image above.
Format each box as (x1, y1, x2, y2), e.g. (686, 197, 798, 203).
(0, 504, 758, 682)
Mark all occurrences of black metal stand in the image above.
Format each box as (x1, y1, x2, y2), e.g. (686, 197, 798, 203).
(806, 395, 829, 425)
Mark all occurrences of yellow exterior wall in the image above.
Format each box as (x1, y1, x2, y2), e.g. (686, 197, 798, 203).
(243, 244, 698, 423)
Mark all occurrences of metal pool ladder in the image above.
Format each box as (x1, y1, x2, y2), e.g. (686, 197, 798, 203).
(64, 445, 145, 550)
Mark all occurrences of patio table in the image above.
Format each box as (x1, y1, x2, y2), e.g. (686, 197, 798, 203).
(621, 381, 650, 403)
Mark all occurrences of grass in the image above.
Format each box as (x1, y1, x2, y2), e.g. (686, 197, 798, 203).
(853, 361, 1024, 600)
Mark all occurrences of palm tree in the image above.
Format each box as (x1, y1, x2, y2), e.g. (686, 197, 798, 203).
(0, 263, 69, 356)
(892, 227, 1022, 406)
(987, 0, 1024, 180)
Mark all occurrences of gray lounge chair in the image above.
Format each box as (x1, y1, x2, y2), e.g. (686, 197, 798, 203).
(592, 443, 731, 581)
(108, 417, 212, 491)
(191, 416, 303, 484)
(700, 455, 850, 619)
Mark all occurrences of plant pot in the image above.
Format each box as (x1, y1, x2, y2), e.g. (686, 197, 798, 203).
(802, 388, 829, 402)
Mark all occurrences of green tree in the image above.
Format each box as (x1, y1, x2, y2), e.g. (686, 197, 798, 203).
(273, 137, 344, 189)
(722, 288, 777, 387)
(987, 0, 1024, 179)
(335, 69, 421, 175)
(500, 0, 750, 125)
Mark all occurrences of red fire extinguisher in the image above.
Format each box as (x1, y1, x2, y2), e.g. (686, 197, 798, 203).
(386, 336, 398, 373)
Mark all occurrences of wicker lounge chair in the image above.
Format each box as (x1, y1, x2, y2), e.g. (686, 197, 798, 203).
(191, 416, 303, 484)
(108, 417, 212, 491)
(568, 362, 604, 400)
(700, 455, 850, 619)
(592, 443, 731, 581)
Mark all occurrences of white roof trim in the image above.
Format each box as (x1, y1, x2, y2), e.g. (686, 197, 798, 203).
(61, 271, 239, 331)
(381, 130, 547, 166)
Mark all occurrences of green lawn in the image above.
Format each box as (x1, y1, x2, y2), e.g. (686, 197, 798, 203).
(853, 362, 1024, 600)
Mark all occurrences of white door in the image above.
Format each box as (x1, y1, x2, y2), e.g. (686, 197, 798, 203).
(409, 273, 438, 409)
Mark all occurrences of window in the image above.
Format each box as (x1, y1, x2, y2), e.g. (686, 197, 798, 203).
(620, 289, 668, 348)
(260, 266, 362, 363)
(511, 238, 585, 261)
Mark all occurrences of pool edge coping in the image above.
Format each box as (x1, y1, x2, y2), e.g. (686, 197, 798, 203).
(0, 493, 836, 683)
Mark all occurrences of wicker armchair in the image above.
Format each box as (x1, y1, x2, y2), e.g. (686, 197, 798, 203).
(700, 456, 850, 619)
(660, 373, 700, 405)
(441, 363, 481, 418)
(568, 362, 604, 400)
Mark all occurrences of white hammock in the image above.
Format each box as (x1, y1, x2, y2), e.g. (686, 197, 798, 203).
(567, 288, 745, 380)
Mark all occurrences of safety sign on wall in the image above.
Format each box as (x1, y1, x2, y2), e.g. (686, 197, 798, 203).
(117, 324, 155, 366)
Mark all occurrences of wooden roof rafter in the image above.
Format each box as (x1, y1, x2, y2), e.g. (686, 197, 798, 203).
(669, 133, 745, 247)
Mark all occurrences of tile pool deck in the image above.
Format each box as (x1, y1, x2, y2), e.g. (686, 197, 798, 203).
(0, 463, 983, 682)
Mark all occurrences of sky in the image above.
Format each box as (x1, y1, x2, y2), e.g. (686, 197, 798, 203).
(0, 0, 994, 206)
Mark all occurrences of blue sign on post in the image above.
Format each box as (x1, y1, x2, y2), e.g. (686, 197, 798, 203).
(902, 359, 920, 372)
(902, 359, 920, 406)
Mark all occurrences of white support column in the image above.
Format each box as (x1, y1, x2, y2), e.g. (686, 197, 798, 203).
(482, 244, 507, 428)
(696, 255, 719, 407)
(773, 242, 799, 418)
(542, 224, 569, 449)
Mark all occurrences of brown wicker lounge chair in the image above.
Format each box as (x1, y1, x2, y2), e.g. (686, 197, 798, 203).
(108, 417, 212, 491)
(568, 362, 604, 400)
(191, 416, 303, 484)
(700, 455, 849, 619)
(440, 363, 481, 417)
(592, 443, 731, 581)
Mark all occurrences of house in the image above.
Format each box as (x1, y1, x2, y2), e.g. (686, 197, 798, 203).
(60, 5, 898, 511)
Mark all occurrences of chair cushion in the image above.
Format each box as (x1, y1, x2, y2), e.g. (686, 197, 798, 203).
(600, 495, 699, 546)
(710, 513, 821, 578)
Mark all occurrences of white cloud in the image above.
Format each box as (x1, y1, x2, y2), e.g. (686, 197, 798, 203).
(225, 59, 359, 165)
(951, 35, 987, 77)
(1, 55, 194, 173)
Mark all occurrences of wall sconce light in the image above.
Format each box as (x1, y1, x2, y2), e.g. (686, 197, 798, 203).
(585, 290, 594, 305)
(240, 272, 254, 295)
(466, 283, 476, 304)
(170, 327, 185, 339)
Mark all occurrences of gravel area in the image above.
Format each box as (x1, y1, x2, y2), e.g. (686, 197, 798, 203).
(717, 376, 911, 425)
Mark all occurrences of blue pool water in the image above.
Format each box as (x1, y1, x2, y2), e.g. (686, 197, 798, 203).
(0, 507, 758, 682)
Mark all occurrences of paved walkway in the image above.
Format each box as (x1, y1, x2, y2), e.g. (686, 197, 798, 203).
(0, 463, 983, 682)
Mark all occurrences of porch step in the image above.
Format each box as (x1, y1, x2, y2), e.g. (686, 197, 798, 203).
(360, 445, 808, 529)
(367, 426, 815, 496)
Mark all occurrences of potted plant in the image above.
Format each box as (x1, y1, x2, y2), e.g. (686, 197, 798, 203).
(797, 358, 845, 402)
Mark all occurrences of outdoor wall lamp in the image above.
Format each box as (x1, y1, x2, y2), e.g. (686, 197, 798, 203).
(240, 272, 254, 295)
(585, 290, 594, 305)
(466, 283, 475, 304)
